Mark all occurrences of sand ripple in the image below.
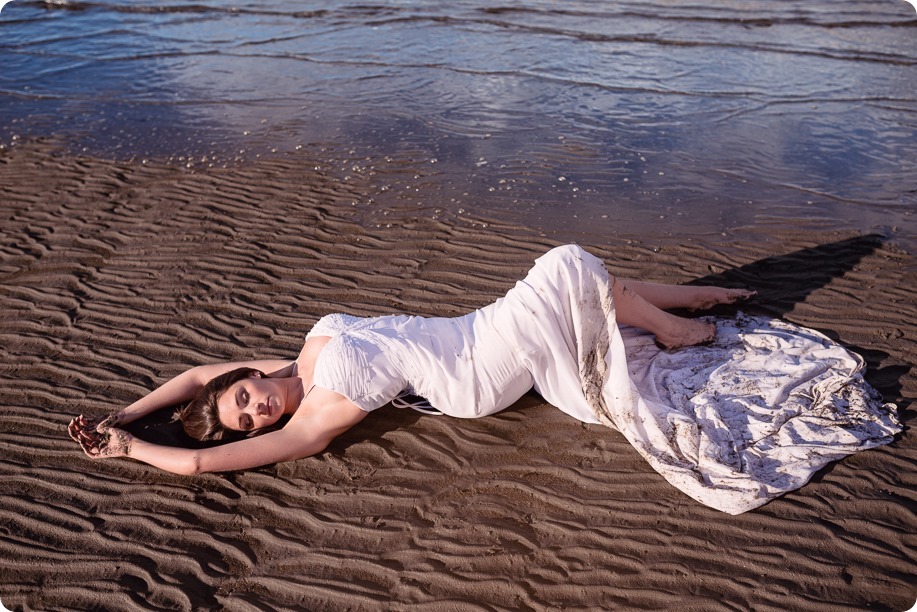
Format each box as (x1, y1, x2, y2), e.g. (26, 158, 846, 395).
(0, 142, 914, 610)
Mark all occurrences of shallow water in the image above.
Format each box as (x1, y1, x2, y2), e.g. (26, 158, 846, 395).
(1, 0, 915, 246)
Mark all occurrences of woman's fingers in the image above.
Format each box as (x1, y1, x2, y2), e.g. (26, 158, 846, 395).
(70, 416, 131, 459)
(67, 418, 81, 442)
(69, 417, 93, 443)
(80, 430, 103, 446)
(79, 434, 107, 458)
(79, 430, 129, 459)
(77, 436, 97, 456)
(68, 415, 105, 440)
(76, 423, 102, 442)
(70, 416, 108, 455)
(96, 413, 124, 432)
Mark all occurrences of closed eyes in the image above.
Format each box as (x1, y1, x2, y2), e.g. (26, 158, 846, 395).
(238, 389, 253, 430)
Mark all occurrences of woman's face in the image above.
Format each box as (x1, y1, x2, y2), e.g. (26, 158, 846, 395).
(217, 373, 286, 432)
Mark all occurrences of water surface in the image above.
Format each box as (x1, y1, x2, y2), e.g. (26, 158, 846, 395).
(2, 0, 915, 246)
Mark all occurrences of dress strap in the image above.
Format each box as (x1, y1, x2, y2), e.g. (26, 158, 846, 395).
(391, 391, 442, 415)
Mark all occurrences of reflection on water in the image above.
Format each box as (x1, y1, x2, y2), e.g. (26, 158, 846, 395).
(1, 0, 915, 247)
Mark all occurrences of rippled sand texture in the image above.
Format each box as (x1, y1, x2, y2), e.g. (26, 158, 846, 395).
(0, 143, 914, 611)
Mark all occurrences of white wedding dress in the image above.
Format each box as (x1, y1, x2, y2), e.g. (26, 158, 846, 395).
(305, 245, 901, 514)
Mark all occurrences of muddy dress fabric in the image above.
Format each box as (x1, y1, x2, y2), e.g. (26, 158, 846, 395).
(306, 245, 901, 514)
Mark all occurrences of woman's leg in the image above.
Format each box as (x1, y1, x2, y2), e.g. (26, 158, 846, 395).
(613, 279, 719, 350)
(618, 279, 755, 311)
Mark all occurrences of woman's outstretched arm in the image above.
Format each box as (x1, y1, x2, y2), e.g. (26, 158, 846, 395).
(74, 387, 368, 475)
(93, 359, 296, 429)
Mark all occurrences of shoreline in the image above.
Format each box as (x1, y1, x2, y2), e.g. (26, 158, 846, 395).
(0, 142, 913, 610)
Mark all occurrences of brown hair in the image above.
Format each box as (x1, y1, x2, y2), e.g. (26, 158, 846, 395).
(175, 367, 263, 441)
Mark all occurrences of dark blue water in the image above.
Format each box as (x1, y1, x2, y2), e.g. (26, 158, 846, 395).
(1, 0, 915, 246)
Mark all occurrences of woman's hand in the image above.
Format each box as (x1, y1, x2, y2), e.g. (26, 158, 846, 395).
(68, 414, 134, 459)
(68, 414, 102, 447)
(67, 412, 126, 437)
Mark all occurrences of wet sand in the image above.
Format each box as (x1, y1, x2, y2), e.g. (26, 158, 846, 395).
(0, 141, 914, 611)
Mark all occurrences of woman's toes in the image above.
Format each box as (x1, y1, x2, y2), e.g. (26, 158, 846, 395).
(727, 288, 757, 303)
(691, 287, 756, 310)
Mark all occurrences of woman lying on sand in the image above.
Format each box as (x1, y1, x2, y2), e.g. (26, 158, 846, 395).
(68, 245, 900, 514)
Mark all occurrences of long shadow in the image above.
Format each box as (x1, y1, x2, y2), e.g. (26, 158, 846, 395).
(687, 233, 886, 318)
(682, 233, 909, 415)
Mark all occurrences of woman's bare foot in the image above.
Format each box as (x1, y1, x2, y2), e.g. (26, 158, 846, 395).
(654, 317, 717, 351)
(613, 278, 720, 351)
(688, 286, 756, 311)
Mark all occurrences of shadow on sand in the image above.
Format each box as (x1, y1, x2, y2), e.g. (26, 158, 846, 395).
(686, 233, 908, 414)
(689, 233, 885, 317)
